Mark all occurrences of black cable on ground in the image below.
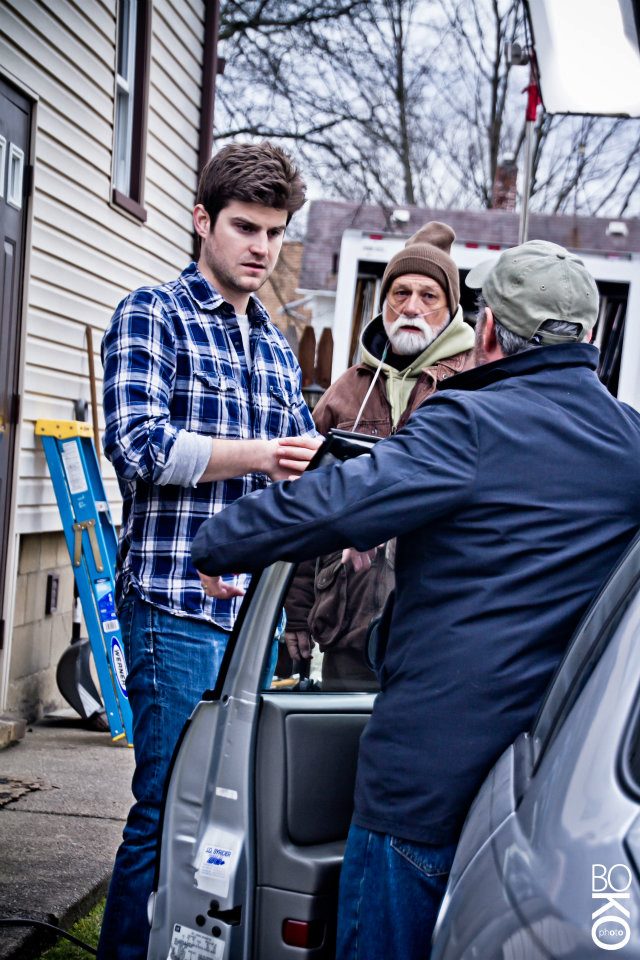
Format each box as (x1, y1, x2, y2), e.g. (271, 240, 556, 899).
(0, 917, 97, 955)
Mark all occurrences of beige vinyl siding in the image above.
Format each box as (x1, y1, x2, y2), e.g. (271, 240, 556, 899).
(1, 0, 205, 534)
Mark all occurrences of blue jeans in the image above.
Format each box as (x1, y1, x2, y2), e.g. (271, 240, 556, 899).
(337, 823, 456, 960)
(97, 595, 230, 960)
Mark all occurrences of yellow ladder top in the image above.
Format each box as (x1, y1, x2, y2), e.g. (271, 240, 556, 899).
(35, 419, 94, 440)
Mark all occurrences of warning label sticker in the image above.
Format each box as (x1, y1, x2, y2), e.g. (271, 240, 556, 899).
(95, 578, 120, 633)
(168, 924, 224, 959)
(97, 584, 119, 633)
(61, 441, 88, 496)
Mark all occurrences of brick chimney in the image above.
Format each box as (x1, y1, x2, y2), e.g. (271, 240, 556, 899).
(491, 155, 517, 211)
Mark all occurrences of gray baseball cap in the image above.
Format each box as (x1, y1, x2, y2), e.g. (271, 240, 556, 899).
(465, 240, 599, 345)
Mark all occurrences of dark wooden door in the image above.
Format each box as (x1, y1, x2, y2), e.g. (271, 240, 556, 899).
(0, 77, 31, 649)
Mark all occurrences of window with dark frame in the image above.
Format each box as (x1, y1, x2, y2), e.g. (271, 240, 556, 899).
(112, 0, 151, 222)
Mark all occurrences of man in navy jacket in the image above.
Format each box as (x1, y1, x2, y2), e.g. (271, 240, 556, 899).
(192, 240, 640, 960)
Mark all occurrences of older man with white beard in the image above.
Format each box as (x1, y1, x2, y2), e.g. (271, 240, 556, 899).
(284, 221, 475, 690)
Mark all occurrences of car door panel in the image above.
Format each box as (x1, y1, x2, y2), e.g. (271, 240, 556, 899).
(257, 698, 374, 867)
(255, 697, 374, 958)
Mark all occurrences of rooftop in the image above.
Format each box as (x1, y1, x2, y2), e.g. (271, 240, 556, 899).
(299, 200, 640, 293)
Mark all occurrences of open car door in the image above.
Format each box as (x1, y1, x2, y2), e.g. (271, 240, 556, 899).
(147, 431, 381, 960)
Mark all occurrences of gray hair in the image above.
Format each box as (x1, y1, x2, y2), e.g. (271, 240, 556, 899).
(475, 295, 583, 357)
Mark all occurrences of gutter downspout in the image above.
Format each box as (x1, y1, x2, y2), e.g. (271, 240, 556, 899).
(194, 0, 224, 257)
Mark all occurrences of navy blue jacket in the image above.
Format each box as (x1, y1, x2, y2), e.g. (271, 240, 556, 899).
(192, 344, 640, 844)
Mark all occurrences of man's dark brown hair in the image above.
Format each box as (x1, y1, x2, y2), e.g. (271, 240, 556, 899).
(196, 141, 306, 228)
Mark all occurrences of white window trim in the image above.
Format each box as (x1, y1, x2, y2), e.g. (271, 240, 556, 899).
(7, 142, 24, 210)
(0, 135, 6, 199)
(113, 0, 138, 196)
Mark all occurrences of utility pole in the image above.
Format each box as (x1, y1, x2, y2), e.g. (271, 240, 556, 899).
(520, 60, 542, 243)
(507, 43, 542, 244)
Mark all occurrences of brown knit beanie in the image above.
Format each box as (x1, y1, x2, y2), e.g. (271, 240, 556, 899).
(379, 221, 460, 315)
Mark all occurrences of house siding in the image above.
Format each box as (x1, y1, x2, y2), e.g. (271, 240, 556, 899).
(2, 0, 204, 535)
(1, 0, 205, 718)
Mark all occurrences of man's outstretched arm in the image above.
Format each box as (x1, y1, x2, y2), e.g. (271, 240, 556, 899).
(191, 396, 478, 577)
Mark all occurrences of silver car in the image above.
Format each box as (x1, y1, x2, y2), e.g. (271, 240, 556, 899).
(431, 528, 640, 959)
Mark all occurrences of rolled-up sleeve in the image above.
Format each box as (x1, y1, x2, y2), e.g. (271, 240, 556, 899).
(102, 289, 183, 484)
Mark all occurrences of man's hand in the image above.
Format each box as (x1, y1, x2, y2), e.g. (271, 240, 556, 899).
(285, 629, 314, 661)
(268, 435, 323, 481)
(341, 546, 379, 572)
(198, 572, 245, 599)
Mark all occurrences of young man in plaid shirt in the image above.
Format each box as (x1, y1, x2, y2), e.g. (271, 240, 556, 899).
(98, 142, 319, 960)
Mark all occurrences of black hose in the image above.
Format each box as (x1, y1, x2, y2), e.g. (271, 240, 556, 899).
(0, 917, 97, 955)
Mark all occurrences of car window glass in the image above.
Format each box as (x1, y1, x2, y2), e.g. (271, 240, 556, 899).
(620, 686, 640, 797)
(263, 430, 387, 694)
(266, 544, 391, 694)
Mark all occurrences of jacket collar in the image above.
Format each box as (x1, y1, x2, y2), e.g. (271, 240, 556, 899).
(178, 262, 269, 324)
(438, 343, 599, 393)
(354, 349, 468, 379)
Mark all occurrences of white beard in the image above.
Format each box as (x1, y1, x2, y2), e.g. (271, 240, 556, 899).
(383, 314, 447, 356)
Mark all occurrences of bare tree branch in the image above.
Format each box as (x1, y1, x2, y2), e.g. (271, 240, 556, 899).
(215, 0, 640, 216)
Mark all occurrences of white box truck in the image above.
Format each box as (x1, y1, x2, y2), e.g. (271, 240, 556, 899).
(331, 228, 640, 410)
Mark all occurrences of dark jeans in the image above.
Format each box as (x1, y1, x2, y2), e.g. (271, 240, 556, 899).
(97, 596, 230, 960)
(336, 823, 456, 960)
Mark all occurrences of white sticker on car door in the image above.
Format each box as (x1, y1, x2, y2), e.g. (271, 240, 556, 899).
(168, 923, 224, 959)
(195, 829, 239, 898)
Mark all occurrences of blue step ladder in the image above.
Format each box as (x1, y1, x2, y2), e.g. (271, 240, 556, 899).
(35, 419, 133, 745)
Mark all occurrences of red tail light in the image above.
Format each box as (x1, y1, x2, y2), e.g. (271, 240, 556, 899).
(282, 918, 325, 948)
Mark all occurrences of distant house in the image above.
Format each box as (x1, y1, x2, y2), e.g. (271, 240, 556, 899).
(298, 198, 640, 339)
(0, 1, 217, 721)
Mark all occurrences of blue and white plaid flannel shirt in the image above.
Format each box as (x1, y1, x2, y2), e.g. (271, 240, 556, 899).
(102, 262, 315, 630)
